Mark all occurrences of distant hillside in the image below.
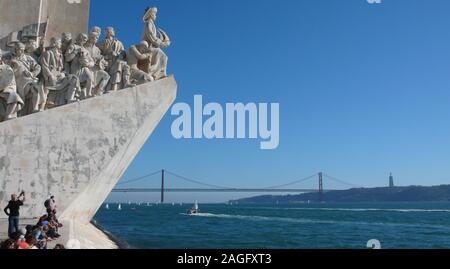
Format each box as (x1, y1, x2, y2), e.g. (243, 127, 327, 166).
(232, 185, 450, 204)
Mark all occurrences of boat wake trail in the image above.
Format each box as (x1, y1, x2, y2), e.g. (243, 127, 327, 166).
(257, 207, 450, 213)
(180, 212, 450, 230)
(181, 212, 335, 224)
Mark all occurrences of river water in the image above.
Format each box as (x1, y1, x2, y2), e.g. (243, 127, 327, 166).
(94, 202, 450, 249)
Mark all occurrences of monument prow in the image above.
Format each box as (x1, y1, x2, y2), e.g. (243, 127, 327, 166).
(0, 0, 176, 248)
(0, 77, 177, 222)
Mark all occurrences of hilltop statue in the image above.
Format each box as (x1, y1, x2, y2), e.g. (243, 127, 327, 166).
(142, 7, 171, 80)
(0, 49, 24, 121)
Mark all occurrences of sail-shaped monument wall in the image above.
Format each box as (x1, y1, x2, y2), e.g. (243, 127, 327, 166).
(0, 0, 178, 248)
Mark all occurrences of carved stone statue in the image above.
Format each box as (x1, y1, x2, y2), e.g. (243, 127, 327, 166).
(61, 32, 73, 72)
(91, 26, 101, 38)
(142, 7, 171, 80)
(65, 33, 95, 99)
(0, 5, 172, 123)
(25, 39, 41, 62)
(84, 32, 110, 96)
(127, 41, 154, 84)
(41, 37, 80, 106)
(0, 49, 24, 121)
(99, 27, 134, 92)
(10, 42, 46, 114)
(61, 32, 73, 55)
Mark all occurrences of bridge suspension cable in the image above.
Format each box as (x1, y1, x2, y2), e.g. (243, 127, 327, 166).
(264, 174, 318, 189)
(323, 173, 362, 188)
(116, 170, 162, 186)
(165, 170, 233, 189)
(114, 169, 363, 193)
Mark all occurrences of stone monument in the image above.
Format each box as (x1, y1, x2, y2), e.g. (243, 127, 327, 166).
(0, 1, 177, 249)
(0, 0, 90, 50)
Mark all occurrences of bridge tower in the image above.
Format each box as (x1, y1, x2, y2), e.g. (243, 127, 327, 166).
(318, 172, 324, 201)
(161, 169, 165, 204)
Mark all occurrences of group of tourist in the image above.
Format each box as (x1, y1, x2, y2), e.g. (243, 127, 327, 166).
(0, 6, 170, 122)
(1, 193, 65, 249)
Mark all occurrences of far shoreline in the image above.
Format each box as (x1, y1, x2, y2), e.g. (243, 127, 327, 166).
(231, 185, 450, 204)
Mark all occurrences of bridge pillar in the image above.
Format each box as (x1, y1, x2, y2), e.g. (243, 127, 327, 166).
(161, 169, 165, 204)
(319, 172, 324, 202)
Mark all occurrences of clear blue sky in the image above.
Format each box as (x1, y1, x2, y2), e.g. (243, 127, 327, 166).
(89, 0, 450, 203)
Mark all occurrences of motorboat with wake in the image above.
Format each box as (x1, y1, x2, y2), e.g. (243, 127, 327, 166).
(187, 201, 200, 215)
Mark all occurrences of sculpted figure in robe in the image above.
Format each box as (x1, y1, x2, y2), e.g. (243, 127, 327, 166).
(40, 37, 80, 106)
(10, 42, 46, 114)
(0, 49, 24, 121)
(61, 32, 73, 72)
(25, 39, 41, 63)
(85, 32, 110, 96)
(142, 7, 171, 80)
(99, 27, 134, 92)
(65, 33, 95, 99)
(61, 32, 73, 55)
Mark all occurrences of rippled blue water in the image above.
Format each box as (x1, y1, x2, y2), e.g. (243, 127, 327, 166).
(93, 202, 450, 249)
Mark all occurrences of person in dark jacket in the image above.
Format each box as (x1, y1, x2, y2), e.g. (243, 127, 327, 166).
(4, 192, 26, 239)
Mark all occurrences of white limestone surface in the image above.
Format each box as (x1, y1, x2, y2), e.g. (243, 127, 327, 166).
(0, 77, 177, 225)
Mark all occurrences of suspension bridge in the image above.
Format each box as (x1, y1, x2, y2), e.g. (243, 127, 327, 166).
(111, 170, 362, 203)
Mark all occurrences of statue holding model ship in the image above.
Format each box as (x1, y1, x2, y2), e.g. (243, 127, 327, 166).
(0, 4, 172, 122)
(142, 7, 171, 80)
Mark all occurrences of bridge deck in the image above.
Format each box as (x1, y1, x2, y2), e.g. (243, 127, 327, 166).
(111, 188, 335, 193)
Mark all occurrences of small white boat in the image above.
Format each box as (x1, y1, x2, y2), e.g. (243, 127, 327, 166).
(118, 204, 122, 211)
(187, 201, 199, 215)
(105, 204, 109, 210)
